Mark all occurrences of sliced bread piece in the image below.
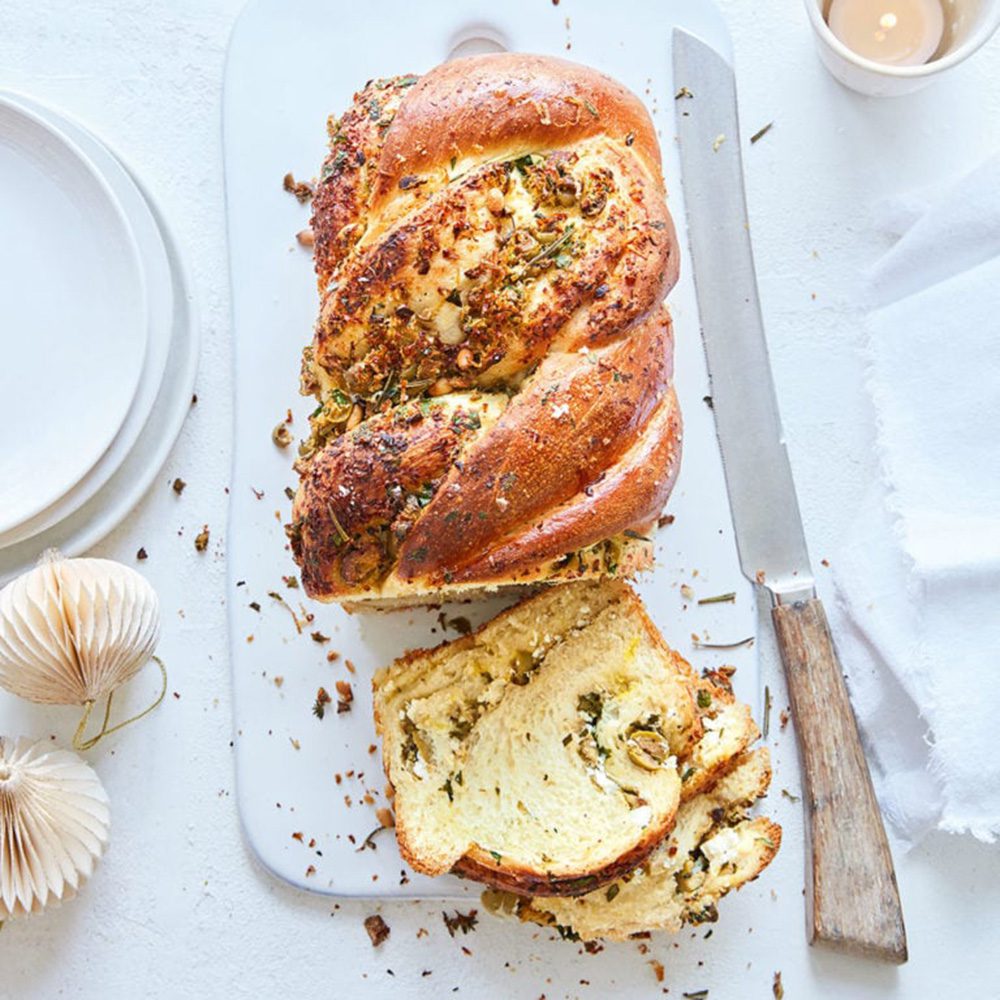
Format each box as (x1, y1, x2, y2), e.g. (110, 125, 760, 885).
(372, 580, 704, 896)
(485, 748, 781, 941)
(680, 676, 761, 800)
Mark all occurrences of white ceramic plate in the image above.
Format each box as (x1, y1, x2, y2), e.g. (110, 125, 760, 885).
(225, 0, 753, 899)
(0, 94, 172, 550)
(0, 98, 147, 535)
(0, 94, 198, 585)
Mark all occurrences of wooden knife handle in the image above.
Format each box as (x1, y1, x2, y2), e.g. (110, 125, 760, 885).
(772, 597, 908, 964)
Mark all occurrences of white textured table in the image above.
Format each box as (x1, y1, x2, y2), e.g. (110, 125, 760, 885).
(1, 3, 997, 998)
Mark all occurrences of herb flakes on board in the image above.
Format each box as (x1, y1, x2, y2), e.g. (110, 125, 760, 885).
(312, 687, 332, 719)
(442, 909, 478, 937)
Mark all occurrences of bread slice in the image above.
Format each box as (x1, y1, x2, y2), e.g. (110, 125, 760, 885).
(484, 748, 781, 941)
(373, 580, 707, 896)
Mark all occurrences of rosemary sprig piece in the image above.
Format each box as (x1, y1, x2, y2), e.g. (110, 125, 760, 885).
(356, 825, 390, 852)
(521, 223, 576, 271)
(370, 369, 397, 410)
(325, 503, 351, 546)
(697, 591, 736, 605)
(692, 636, 754, 649)
(268, 590, 304, 634)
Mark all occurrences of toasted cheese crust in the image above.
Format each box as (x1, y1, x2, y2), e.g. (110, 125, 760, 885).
(291, 55, 682, 607)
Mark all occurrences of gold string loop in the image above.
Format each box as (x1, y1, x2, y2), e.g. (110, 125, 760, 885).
(72, 656, 168, 752)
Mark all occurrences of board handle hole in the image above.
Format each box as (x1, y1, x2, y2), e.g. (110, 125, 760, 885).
(447, 26, 509, 60)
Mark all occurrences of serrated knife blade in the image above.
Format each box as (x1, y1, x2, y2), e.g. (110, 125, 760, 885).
(673, 29, 814, 605)
(673, 28, 907, 964)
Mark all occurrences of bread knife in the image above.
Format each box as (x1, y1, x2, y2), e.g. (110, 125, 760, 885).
(672, 28, 907, 964)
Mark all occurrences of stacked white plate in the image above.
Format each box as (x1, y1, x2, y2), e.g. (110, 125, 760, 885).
(0, 94, 198, 585)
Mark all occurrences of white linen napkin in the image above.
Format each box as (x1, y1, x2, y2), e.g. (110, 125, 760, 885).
(834, 154, 1000, 846)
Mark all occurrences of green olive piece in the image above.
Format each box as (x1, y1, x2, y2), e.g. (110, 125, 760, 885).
(627, 730, 670, 771)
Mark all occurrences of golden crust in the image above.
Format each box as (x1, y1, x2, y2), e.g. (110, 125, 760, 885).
(370, 53, 666, 215)
(451, 825, 672, 898)
(392, 308, 678, 585)
(291, 394, 502, 596)
(294, 55, 682, 606)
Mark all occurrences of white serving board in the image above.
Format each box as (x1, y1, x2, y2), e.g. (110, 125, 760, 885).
(224, 0, 756, 899)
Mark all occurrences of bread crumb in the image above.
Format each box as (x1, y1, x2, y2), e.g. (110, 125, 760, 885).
(365, 914, 390, 947)
(283, 172, 314, 203)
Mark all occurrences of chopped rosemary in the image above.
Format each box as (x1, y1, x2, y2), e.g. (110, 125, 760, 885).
(692, 637, 754, 649)
(325, 503, 351, 545)
(522, 223, 576, 270)
(697, 592, 736, 605)
(356, 824, 390, 852)
(312, 687, 332, 719)
(750, 121, 774, 145)
(442, 909, 479, 936)
(763, 684, 772, 739)
(623, 529, 652, 542)
(268, 590, 303, 634)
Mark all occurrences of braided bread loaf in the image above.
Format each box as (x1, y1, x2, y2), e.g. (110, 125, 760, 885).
(290, 54, 682, 607)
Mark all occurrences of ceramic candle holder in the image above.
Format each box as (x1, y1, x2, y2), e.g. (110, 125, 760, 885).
(804, 0, 1000, 95)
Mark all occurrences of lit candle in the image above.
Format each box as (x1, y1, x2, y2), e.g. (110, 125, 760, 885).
(827, 0, 945, 66)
